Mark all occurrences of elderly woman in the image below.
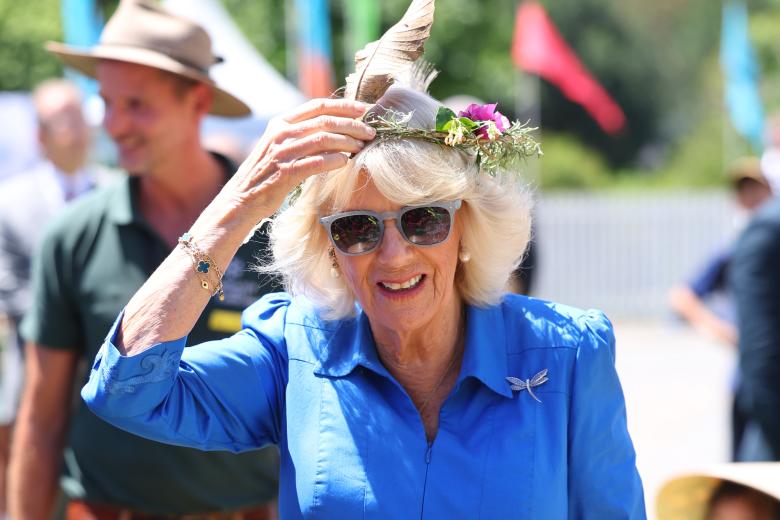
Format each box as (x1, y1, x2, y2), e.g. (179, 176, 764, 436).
(83, 87, 646, 518)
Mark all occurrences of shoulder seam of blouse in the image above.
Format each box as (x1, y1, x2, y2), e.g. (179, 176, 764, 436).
(284, 320, 342, 333)
(507, 344, 578, 355)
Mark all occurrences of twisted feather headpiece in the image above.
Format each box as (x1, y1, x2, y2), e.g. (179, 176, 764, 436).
(343, 0, 541, 174)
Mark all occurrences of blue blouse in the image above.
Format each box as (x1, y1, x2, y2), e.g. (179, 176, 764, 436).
(83, 293, 646, 519)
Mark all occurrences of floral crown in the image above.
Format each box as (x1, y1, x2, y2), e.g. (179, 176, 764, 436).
(343, 0, 540, 175)
(364, 102, 541, 175)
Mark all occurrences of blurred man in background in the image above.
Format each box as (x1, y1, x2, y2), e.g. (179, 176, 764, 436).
(7, 1, 280, 518)
(0, 78, 95, 518)
(669, 157, 772, 347)
(731, 159, 780, 462)
(669, 157, 772, 461)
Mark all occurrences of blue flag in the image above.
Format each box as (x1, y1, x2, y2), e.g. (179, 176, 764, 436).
(295, 0, 335, 98)
(61, 0, 103, 98)
(720, 0, 764, 152)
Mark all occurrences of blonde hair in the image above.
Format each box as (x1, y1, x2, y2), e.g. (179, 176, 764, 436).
(264, 86, 533, 319)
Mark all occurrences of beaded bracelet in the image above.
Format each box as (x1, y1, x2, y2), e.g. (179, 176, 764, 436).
(178, 232, 225, 301)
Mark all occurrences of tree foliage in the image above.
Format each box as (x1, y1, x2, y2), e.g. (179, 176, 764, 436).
(0, 0, 63, 91)
(226, 0, 723, 170)
(2, 0, 768, 186)
(538, 0, 721, 168)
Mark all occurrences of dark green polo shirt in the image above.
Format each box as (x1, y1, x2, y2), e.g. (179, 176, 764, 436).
(21, 166, 283, 514)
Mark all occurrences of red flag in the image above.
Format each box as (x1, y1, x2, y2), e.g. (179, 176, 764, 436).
(512, 0, 626, 134)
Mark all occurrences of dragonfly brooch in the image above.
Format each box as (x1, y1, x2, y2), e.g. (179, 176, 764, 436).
(506, 369, 549, 403)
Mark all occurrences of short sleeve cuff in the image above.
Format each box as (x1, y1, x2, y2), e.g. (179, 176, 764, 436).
(81, 310, 188, 419)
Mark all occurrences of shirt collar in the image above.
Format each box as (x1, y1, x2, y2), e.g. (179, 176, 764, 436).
(106, 152, 237, 227)
(107, 175, 136, 225)
(52, 165, 94, 198)
(313, 310, 390, 379)
(313, 303, 513, 398)
(459, 304, 513, 398)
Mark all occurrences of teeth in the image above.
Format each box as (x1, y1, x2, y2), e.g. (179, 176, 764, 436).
(380, 274, 423, 291)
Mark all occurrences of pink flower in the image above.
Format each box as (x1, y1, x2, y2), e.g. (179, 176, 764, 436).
(458, 103, 511, 139)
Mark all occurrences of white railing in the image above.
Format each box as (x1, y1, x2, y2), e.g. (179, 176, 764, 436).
(531, 190, 738, 317)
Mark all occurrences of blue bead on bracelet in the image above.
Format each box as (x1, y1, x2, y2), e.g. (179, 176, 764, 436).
(178, 233, 224, 301)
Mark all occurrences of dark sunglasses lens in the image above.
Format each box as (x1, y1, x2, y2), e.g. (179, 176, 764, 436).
(330, 214, 381, 254)
(401, 206, 452, 245)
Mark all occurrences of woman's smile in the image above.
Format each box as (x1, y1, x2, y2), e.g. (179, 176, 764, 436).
(335, 176, 462, 338)
(377, 273, 425, 293)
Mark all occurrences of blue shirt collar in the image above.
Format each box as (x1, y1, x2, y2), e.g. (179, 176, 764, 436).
(460, 304, 513, 398)
(313, 311, 389, 378)
(314, 304, 513, 399)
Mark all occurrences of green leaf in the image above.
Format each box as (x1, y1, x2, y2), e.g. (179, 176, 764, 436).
(458, 117, 479, 131)
(435, 107, 457, 131)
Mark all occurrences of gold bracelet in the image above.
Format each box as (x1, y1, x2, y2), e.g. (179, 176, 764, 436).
(178, 232, 225, 301)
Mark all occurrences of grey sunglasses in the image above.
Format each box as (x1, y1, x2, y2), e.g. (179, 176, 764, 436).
(320, 200, 462, 255)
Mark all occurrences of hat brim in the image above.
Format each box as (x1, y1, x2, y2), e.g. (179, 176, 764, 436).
(730, 171, 770, 188)
(656, 463, 780, 520)
(46, 41, 251, 117)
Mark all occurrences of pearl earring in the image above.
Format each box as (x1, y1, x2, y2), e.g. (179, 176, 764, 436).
(329, 248, 340, 278)
(459, 247, 471, 263)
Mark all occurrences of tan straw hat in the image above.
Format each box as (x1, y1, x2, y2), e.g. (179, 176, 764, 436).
(728, 156, 769, 188)
(656, 463, 780, 520)
(45, 0, 250, 117)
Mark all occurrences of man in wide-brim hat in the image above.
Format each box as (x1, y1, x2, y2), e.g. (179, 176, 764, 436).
(46, 0, 249, 117)
(8, 1, 282, 518)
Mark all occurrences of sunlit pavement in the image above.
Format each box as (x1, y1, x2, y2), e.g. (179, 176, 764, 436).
(613, 319, 734, 519)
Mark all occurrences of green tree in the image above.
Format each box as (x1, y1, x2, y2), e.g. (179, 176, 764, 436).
(0, 0, 63, 90)
(0, 0, 745, 187)
(539, 0, 721, 168)
(227, 0, 723, 172)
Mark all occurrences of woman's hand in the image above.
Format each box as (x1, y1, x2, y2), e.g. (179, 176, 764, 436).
(115, 99, 374, 356)
(222, 98, 376, 224)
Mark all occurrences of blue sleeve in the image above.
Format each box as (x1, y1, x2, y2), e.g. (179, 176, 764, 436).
(730, 220, 780, 455)
(688, 249, 730, 297)
(81, 296, 291, 453)
(567, 310, 646, 519)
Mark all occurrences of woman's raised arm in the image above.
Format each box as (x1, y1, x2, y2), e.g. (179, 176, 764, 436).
(116, 99, 375, 356)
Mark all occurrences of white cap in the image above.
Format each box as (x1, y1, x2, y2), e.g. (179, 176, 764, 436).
(760, 148, 780, 195)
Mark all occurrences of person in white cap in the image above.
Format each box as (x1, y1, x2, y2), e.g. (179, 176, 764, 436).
(668, 157, 772, 463)
(731, 157, 780, 461)
(8, 1, 280, 518)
